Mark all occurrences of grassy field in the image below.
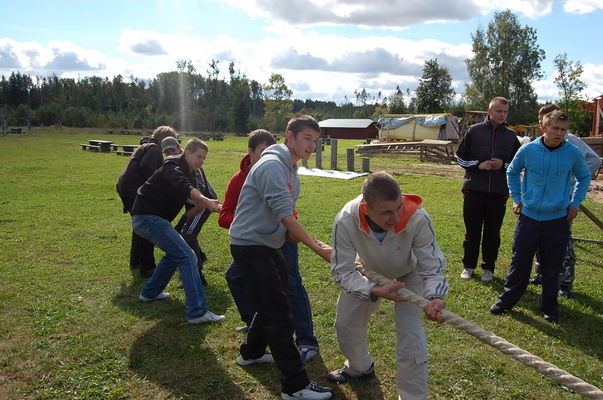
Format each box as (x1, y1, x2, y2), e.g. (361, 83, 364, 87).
(0, 130, 601, 400)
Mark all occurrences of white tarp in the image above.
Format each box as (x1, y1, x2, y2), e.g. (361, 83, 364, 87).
(298, 167, 368, 180)
(377, 114, 460, 141)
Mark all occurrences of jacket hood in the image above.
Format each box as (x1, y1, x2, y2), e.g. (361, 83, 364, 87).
(239, 153, 251, 176)
(358, 194, 423, 234)
(262, 143, 297, 173)
(140, 137, 158, 145)
(164, 153, 187, 170)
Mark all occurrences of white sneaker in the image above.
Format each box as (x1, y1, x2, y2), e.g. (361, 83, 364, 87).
(460, 268, 474, 280)
(236, 352, 274, 366)
(481, 270, 493, 283)
(187, 311, 225, 324)
(139, 292, 171, 302)
(281, 381, 333, 399)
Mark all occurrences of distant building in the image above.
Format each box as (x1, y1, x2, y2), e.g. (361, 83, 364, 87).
(318, 119, 378, 140)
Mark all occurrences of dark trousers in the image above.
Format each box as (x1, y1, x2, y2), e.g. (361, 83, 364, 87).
(534, 221, 575, 290)
(230, 244, 309, 394)
(462, 191, 507, 271)
(499, 214, 569, 319)
(130, 231, 156, 273)
(124, 196, 155, 273)
(174, 211, 210, 270)
(225, 241, 319, 348)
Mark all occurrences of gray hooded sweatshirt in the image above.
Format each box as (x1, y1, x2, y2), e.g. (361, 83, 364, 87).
(229, 143, 300, 248)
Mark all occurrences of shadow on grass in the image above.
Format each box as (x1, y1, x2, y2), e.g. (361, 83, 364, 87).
(111, 277, 252, 399)
(129, 322, 248, 399)
(497, 285, 603, 360)
(573, 242, 603, 269)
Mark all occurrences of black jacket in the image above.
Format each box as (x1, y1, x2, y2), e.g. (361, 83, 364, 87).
(131, 154, 196, 221)
(456, 117, 520, 196)
(116, 137, 163, 209)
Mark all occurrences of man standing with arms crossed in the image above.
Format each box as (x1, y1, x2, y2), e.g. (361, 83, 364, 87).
(456, 97, 520, 282)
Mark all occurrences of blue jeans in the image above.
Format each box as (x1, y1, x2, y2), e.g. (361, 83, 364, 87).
(225, 241, 319, 349)
(133, 214, 208, 320)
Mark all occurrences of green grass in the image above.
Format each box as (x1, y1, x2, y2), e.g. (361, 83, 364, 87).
(0, 130, 601, 400)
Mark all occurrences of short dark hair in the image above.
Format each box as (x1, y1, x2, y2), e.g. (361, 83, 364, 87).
(286, 114, 319, 138)
(248, 129, 276, 150)
(538, 103, 560, 123)
(185, 138, 208, 153)
(362, 171, 401, 207)
(488, 97, 508, 108)
(542, 109, 569, 127)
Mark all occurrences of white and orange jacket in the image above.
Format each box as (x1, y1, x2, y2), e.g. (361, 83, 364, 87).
(331, 194, 448, 301)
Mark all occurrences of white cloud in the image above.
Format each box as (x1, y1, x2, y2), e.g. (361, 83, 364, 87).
(563, 0, 603, 14)
(0, 39, 107, 75)
(217, 0, 479, 28)
(217, 0, 601, 28)
(534, 63, 603, 103)
(581, 63, 603, 99)
(1, 25, 601, 107)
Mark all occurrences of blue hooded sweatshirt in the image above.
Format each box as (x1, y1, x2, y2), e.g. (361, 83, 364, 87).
(229, 143, 300, 248)
(507, 136, 591, 221)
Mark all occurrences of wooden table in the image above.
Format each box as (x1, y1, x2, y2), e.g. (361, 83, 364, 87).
(355, 139, 456, 163)
(89, 140, 113, 152)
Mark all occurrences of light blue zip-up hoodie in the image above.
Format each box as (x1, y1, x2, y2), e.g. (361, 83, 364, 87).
(507, 136, 591, 221)
(229, 143, 300, 248)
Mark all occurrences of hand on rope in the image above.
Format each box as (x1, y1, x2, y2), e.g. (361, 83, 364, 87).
(355, 264, 603, 400)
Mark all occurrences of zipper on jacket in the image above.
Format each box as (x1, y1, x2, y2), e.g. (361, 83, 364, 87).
(536, 148, 552, 220)
(488, 125, 498, 193)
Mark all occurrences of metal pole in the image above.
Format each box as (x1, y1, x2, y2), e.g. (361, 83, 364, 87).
(362, 157, 370, 172)
(331, 138, 338, 169)
(346, 148, 354, 171)
(316, 138, 322, 169)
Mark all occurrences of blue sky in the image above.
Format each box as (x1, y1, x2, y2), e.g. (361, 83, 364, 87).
(1, 0, 602, 104)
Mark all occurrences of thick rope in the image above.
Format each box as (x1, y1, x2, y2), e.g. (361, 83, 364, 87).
(358, 266, 603, 399)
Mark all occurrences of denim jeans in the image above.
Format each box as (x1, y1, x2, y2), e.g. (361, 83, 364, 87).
(133, 214, 208, 320)
(225, 241, 319, 349)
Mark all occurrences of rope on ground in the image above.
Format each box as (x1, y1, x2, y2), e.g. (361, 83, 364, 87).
(358, 266, 603, 400)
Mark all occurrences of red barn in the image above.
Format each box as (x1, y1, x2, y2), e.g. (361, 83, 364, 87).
(319, 119, 378, 140)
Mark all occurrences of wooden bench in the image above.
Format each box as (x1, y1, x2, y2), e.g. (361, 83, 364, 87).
(10, 128, 23, 134)
(198, 133, 224, 141)
(80, 144, 100, 151)
(111, 144, 139, 152)
(112, 150, 133, 156)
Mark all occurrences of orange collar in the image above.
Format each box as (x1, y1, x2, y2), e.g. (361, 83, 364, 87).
(359, 195, 423, 234)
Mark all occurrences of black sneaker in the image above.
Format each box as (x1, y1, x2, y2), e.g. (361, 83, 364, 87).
(489, 302, 508, 315)
(529, 276, 542, 285)
(327, 363, 375, 383)
(558, 288, 572, 297)
(281, 381, 333, 399)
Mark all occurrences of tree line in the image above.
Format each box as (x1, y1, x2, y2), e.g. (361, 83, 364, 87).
(0, 10, 592, 135)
